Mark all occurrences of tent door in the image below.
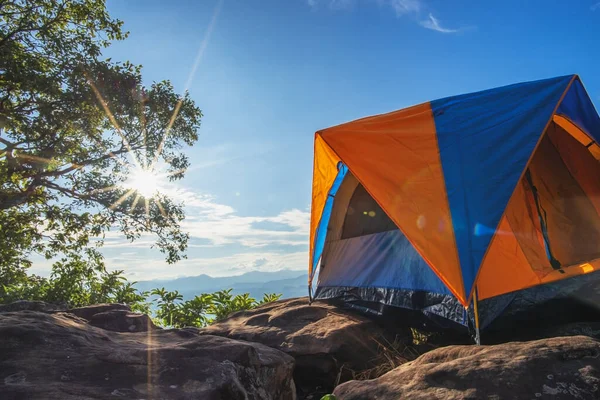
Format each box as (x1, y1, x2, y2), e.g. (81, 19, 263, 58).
(524, 169, 563, 272)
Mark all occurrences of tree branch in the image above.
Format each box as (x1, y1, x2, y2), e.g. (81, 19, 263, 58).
(0, 137, 15, 148)
(0, 178, 42, 210)
(0, 2, 66, 48)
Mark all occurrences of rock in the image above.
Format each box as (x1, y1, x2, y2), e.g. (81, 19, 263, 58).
(334, 336, 600, 400)
(201, 297, 397, 397)
(88, 310, 158, 333)
(0, 300, 63, 313)
(66, 303, 131, 321)
(0, 310, 296, 400)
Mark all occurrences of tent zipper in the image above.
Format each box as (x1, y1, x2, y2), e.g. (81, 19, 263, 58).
(524, 169, 564, 273)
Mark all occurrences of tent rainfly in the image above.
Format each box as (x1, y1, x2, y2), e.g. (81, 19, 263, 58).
(309, 74, 600, 330)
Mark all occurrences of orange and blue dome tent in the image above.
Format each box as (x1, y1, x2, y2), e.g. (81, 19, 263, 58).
(309, 74, 600, 330)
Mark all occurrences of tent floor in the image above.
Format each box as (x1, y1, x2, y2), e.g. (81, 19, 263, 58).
(316, 273, 600, 345)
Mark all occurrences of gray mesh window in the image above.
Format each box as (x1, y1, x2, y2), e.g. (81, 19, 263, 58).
(341, 183, 398, 239)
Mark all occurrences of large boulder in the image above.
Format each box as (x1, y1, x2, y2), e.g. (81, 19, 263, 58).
(201, 297, 400, 397)
(334, 336, 600, 400)
(67, 303, 131, 321)
(88, 310, 158, 333)
(0, 300, 63, 313)
(0, 310, 296, 400)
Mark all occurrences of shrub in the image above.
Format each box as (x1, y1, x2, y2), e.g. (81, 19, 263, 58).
(151, 287, 282, 328)
(1, 263, 280, 328)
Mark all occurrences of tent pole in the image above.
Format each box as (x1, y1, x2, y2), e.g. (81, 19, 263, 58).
(473, 286, 481, 345)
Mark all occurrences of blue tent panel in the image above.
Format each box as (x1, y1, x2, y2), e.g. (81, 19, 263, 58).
(431, 75, 574, 299)
(557, 78, 600, 144)
(318, 229, 451, 295)
(310, 162, 348, 280)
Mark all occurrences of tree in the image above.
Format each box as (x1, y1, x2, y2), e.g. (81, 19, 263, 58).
(0, 0, 202, 300)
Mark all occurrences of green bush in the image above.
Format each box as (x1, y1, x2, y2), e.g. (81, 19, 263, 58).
(0, 227, 280, 327)
(1, 252, 149, 308)
(0, 261, 281, 328)
(151, 287, 282, 328)
(320, 395, 338, 400)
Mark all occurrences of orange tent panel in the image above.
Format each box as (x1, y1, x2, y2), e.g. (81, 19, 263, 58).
(477, 216, 541, 300)
(319, 102, 466, 304)
(547, 122, 600, 217)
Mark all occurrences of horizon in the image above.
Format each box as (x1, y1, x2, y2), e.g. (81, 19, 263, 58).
(138, 268, 307, 282)
(26, 0, 600, 281)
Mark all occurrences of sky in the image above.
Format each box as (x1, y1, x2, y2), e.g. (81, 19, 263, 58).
(32, 0, 600, 280)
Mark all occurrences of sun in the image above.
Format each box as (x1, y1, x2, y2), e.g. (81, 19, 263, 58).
(110, 165, 175, 214)
(126, 168, 161, 198)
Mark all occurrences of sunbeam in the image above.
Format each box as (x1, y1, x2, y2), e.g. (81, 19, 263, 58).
(150, 0, 224, 169)
(135, 86, 149, 167)
(86, 76, 143, 170)
(14, 152, 67, 167)
(156, 200, 167, 218)
(109, 188, 136, 210)
(88, 185, 118, 196)
(130, 193, 141, 212)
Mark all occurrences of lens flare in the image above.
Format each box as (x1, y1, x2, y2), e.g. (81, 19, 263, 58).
(126, 168, 161, 198)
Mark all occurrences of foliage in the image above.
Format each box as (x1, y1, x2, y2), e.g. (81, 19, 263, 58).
(210, 289, 254, 322)
(0, 252, 150, 309)
(1, 254, 281, 328)
(151, 287, 282, 328)
(0, 0, 201, 300)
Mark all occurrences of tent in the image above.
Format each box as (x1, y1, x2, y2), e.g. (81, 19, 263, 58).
(308, 74, 600, 331)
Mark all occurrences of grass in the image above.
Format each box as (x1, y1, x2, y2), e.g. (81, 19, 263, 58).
(334, 328, 440, 385)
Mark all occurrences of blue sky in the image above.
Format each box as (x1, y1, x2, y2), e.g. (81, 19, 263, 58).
(34, 0, 600, 280)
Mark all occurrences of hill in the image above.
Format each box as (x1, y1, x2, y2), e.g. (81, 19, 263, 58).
(135, 270, 308, 300)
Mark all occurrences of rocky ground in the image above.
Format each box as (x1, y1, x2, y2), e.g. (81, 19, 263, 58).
(1, 298, 600, 399)
(200, 297, 405, 398)
(334, 336, 600, 399)
(0, 302, 295, 400)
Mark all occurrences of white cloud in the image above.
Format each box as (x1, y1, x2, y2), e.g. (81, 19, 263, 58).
(388, 0, 421, 16)
(98, 187, 310, 250)
(593, 2, 600, 11)
(182, 210, 309, 248)
(108, 251, 307, 280)
(307, 0, 470, 34)
(161, 184, 309, 248)
(30, 250, 307, 280)
(171, 187, 235, 217)
(419, 13, 459, 33)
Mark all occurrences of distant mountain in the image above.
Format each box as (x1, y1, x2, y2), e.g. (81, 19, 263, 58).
(135, 270, 308, 300)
